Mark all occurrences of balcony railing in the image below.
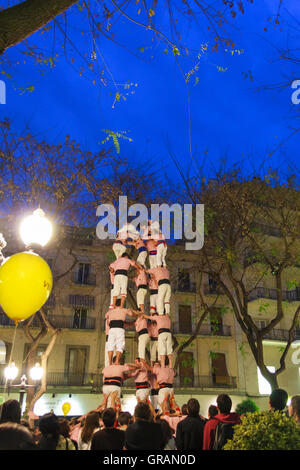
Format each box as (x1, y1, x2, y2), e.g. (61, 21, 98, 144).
(172, 323, 231, 337)
(0, 313, 96, 330)
(174, 282, 196, 293)
(248, 287, 300, 302)
(71, 272, 96, 286)
(258, 328, 300, 342)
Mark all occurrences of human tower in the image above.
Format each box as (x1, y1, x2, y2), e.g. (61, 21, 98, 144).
(101, 221, 178, 413)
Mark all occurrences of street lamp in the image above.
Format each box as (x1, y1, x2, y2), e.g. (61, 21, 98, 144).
(19, 208, 53, 248)
(3, 363, 44, 413)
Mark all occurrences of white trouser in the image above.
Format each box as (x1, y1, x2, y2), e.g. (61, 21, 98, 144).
(112, 243, 126, 259)
(136, 388, 150, 402)
(149, 253, 157, 268)
(107, 328, 125, 352)
(102, 385, 121, 407)
(157, 283, 171, 315)
(150, 339, 158, 362)
(158, 387, 174, 406)
(137, 250, 147, 267)
(158, 332, 173, 356)
(138, 333, 150, 360)
(157, 243, 167, 267)
(150, 291, 157, 313)
(104, 339, 116, 367)
(113, 274, 128, 297)
(137, 287, 147, 308)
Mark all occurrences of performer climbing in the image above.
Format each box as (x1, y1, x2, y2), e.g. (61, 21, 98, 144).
(102, 360, 141, 407)
(143, 312, 173, 368)
(133, 266, 148, 314)
(147, 266, 171, 315)
(151, 362, 176, 411)
(105, 306, 140, 365)
(135, 314, 150, 361)
(109, 253, 142, 308)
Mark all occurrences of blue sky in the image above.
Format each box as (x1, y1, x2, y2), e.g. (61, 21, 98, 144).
(1, 0, 299, 184)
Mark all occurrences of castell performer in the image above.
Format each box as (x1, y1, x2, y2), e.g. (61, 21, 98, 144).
(112, 231, 127, 259)
(109, 253, 142, 308)
(135, 313, 150, 361)
(130, 358, 151, 403)
(151, 362, 176, 410)
(105, 306, 140, 365)
(143, 312, 172, 367)
(147, 266, 171, 315)
(102, 361, 141, 407)
(133, 266, 148, 314)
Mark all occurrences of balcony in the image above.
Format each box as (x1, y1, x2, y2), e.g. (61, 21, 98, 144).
(71, 272, 96, 286)
(248, 287, 300, 302)
(0, 313, 96, 330)
(174, 282, 196, 293)
(173, 323, 231, 337)
(122, 375, 237, 390)
(259, 328, 300, 343)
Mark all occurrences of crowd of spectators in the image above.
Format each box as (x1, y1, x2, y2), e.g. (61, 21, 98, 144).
(0, 388, 299, 451)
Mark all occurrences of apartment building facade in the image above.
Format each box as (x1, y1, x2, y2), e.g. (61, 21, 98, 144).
(0, 226, 299, 416)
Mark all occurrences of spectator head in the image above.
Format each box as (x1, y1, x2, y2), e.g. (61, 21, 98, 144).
(181, 404, 188, 416)
(118, 411, 132, 428)
(208, 405, 218, 419)
(81, 411, 100, 443)
(269, 389, 288, 411)
(187, 398, 200, 417)
(0, 399, 21, 424)
(38, 413, 60, 438)
(101, 408, 116, 428)
(134, 402, 152, 422)
(289, 395, 300, 421)
(0, 422, 36, 450)
(58, 418, 71, 438)
(217, 394, 232, 414)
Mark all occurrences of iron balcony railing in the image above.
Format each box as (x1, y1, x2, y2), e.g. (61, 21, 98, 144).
(248, 287, 300, 302)
(0, 313, 96, 330)
(172, 323, 232, 337)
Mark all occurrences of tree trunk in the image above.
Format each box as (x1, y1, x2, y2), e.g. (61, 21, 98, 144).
(0, 0, 78, 54)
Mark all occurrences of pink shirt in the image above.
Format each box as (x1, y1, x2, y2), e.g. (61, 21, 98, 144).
(132, 366, 149, 384)
(152, 314, 171, 331)
(162, 416, 185, 437)
(145, 239, 157, 252)
(147, 320, 158, 338)
(134, 270, 148, 287)
(105, 307, 135, 324)
(110, 257, 135, 272)
(102, 364, 130, 380)
(135, 316, 148, 333)
(148, 267, 169, 282)
(149, 276, 158, 290)
(152, 366, 175, 385)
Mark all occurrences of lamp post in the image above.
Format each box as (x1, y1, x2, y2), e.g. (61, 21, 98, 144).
(3, 363, 44, 414)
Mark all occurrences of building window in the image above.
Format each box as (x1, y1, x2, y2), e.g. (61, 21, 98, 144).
(178, 268, 191, 291)
(69, 295, 95, 309)
(257, 366, 275, 395)
(211, 352, 230, 385)
(178, 305, 192, 334)
(77, 263, 90, 284)
(66, 347, 88, 385)
(73, 308, 87, 329)
(209, 307, 224, 335)
(208, 277, 218, 294)
(178, 351, 194, 387)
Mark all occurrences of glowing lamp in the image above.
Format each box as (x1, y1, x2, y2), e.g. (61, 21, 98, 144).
(4, 362, 18, 381)
(19, 208, 52, 247)
(29, 363, 44, 381)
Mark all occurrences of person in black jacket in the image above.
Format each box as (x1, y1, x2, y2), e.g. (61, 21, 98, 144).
(175, 398, 206, 451)
(124, 401, 164, 450)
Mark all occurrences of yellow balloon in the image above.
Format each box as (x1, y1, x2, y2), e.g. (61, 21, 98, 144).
(62, 402, 71, 416)
(0, 251, 52, 323)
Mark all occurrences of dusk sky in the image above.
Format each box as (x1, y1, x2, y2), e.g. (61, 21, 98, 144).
(1, 0, 299, 184)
